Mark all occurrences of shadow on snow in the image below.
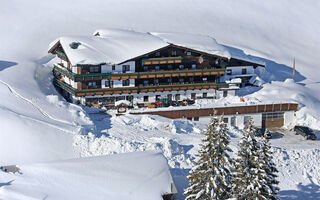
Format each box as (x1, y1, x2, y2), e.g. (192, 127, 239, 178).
(279, 182, 320, 200)
(0, 61, 17, 72)
(223, 45, 306, 83)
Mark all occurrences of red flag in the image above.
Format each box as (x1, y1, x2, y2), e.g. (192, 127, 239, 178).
(292, 58, 296, 77)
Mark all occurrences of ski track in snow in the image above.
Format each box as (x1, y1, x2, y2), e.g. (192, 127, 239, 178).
(0, 79, 74, 126)
(0, 105, 78, 134)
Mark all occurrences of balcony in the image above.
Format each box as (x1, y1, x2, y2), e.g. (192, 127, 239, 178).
(53, 63, 225, 82)
(53, 78, 229, 97)
(142, 57, 183, 65)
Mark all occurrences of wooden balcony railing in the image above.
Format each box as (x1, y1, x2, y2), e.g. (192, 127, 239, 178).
(53, 79, 229, 97)
(142, 56, 183, 65)
(53, 63, 225, 82)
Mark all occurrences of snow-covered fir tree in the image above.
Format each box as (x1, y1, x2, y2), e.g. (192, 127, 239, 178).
(259, 137, 280, 200)
(184, 117, 233, 200)
(232, 120, 271, 200)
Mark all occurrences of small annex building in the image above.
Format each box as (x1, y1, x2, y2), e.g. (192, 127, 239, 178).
(131, 103, 298, 129)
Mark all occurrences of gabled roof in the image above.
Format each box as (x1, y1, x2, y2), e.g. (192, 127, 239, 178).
(49, 29, 169, 66)
(48, 28, 232, 66)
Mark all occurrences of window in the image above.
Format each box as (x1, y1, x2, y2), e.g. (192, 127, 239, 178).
(167, 94, 172, 101)
(223, 90, 228, 97)
(143, 80, 149, 86)
(194, 116, 199, 121)
(179, 65, 184, 70)
(175, 94, 180, 101)
(155, 52, 160, 56)
(143, 66, 148, 71)
(192, 64, 196, 69)
(191, 93, 196, 100)
(143, 96, 149, 102)
(226, 69, 232, 75)
(155, 66, 160, 71)
(90, 66, 99, 73)
(231, 117, 236, 126)
(242, 68, 247, 74)
(168, 78, 172, 84)
(122, 65, 130, 73)
(203, 77, 207, 82)
(186, 51, 191, 56)
(154, 79, 159, 85)
(88, 81, 96, 87)
(189, 77, 194, 83)
(112, 65, 116, 70)
(168, 65, 172, 70)
(171, 51, 177, 56)
(179, 78, 184, 83)
(156, 95, 161, 101)
(244, 116, 251, 126)
(122, 79, 130, 86)
(203, 93, 207, 98)
(223, 118, 229, 123)
(105, 80, 113, 88)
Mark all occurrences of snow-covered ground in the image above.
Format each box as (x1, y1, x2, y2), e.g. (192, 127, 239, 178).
(1, 0, 320, 199)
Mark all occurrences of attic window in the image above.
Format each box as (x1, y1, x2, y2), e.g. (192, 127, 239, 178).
(70, 42, 81, 49)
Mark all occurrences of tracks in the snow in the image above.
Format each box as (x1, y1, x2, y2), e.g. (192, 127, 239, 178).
(0, 79, 81, 134)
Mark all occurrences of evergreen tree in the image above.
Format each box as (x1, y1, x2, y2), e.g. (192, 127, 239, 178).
(184, 117, 233, 200)
(232, 120, 270, 200)
(259, 137, 280, 200)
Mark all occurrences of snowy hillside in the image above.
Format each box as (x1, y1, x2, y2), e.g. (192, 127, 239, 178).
(1, 0, 320, 199)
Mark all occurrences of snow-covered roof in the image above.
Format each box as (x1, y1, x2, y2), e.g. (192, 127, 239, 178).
(48, 28, 233, 66)
(150, 32, 231, 58)
(49, 29, 168, 66)
(0, 151, 177, 200)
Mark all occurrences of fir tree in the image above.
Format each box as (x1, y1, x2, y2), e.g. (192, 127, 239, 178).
(184, 117, 233, 200)
(259, 137, 280, 200)
(232, 120, 270, 200)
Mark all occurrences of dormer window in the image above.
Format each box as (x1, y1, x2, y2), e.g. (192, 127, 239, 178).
(69, 42, 81, 49)
(171, 51, 177, 56)
(186, 51, 192, 56)
(155, 52, 160, 56)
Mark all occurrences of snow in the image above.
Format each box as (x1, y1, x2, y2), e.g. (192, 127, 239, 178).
(52, 30, 168, 65)
(0, 151, 176, 200)
(0, 0, 320, 199)
(50, 29, 233, 66)
(150, 32, 231, 59)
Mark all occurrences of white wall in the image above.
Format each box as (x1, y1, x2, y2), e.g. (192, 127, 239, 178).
(226, 66, 254, 76)
(284, 111, 295, 128)
(63, 76, 77, 89)
(133, 89, 218, 103)
(101, 61, 135, 73)
(101, 79, 135, 88)
(223, 113, 262, 129)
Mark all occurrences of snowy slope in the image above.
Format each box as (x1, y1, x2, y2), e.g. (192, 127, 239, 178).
(0, 151, 175, 200)
(0, 0, 320, 199)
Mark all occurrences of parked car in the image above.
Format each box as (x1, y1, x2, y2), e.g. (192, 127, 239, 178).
(294, 126, 317, 140)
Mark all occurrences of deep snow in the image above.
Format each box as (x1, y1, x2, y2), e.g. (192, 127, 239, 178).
(0, 0, 320, 199)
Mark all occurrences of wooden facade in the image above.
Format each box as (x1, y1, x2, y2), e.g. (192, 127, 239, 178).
(131, 103, 298, 119)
